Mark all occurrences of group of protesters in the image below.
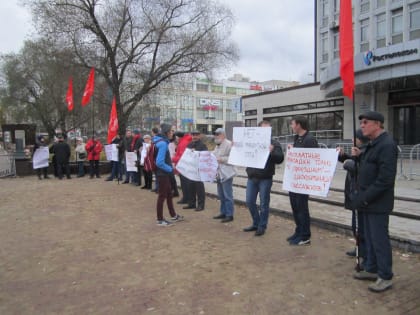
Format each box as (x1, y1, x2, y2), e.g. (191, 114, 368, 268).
(32, 111, 397, 293)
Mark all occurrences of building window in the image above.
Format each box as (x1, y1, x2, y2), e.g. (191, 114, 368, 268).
(376, 13, 386, 48)
(360, 18, 370, 52)
(245, 119, 257, 127)
(226, 87, 237, 95)
(391, 8, 403, 44)
(360, 0, 370, 13)
(321, 0, 329, 28)
(333, 31, 339, 59)
(409, 2, 420, 40)
(211, 85, 223, 93)
(196, 83, 208, 92)
(245, 110, 257, 116)
(376, 0, 386, 8)
(321, 32, 328, 63)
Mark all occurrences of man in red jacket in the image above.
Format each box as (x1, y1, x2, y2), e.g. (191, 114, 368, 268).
(172, 131, 192, 204)
(85, 136, 103, 179)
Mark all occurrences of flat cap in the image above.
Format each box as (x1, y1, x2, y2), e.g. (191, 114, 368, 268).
(358, 111, 384, 123)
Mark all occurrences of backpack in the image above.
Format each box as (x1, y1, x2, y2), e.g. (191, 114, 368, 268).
(144, 139, 163, 172)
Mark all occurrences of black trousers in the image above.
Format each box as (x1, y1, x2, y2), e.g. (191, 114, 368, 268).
(89, 160, 100, 178)
(187, 179, 205, 209)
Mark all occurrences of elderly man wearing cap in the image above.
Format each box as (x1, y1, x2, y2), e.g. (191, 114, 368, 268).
(212, 128, 236, 223)
(351, 111, 397, 293)
(183, 129, 208, 211)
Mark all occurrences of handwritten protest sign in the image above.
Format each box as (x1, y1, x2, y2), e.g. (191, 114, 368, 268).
(176, 148, 200, 181)
(176, 149, 218, 182)
(198, 151, 218, 182)
(32, 147, 49, 169)
(228, 127, 271, 169)
(282, 148, 338, 197)
(105, 144, 119, 161)
(125, 152, 138, 172)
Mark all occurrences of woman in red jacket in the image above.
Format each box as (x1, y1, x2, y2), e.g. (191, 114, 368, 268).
(85, 137, 103, 179)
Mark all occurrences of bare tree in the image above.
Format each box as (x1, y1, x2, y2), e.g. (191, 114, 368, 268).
(0, 39, 89, 139)
(25, 0, 239, 132)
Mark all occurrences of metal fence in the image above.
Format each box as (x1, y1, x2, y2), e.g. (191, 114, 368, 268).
(0, 153, 16, 178)
(408, 144, 420, 180)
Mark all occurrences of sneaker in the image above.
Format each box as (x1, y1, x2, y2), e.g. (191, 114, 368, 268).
(353, 270, 378, 281)
(170, 215, 184, 222)
(286, 233, 298, 242)
(289, 238, 311, 246)
(368, 277, 392, 292)
(156, 220, 172, 227)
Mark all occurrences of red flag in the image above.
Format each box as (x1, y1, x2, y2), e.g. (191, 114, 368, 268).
(107, 96, 119, 144)
(66, 77, 74, 111)
(81, 68, 95, 106)
(339, 0, 354, 100)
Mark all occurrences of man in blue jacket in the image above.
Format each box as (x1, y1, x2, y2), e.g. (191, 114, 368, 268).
(352, 111, 397, 293)
(154, 123, 184, 226)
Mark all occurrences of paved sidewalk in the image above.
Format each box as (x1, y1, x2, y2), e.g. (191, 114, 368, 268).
(202, 164, 420, 253)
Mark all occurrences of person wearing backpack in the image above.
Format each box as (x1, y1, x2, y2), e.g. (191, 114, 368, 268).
(153, 123, 184, 226)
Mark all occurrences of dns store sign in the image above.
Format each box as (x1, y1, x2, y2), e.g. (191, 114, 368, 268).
(200, 98, 221, 111)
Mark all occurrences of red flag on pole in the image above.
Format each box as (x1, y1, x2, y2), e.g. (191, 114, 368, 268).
(107, 96, 119, 144)
(339, 0, 354, 100)
(66, 77, 74, 111)
(81, 68, 95, 106)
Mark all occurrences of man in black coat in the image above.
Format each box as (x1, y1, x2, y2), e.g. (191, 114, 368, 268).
(287, 115, 318, 246)
(50, 134, 71, 179)
(352, 111, 397, 293)
(183, 130, 208, 211)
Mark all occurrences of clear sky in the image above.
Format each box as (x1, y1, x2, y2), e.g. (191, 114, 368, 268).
(0, 0, 315, 84)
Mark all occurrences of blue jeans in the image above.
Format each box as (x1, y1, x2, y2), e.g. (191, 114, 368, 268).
(110, 161, 123, 180)
(363, 213, 393, 280)
(217, 177, 234, 217)
(77, 161, 85, 176)
(289, 192, 311, 239)
(246, 177, 273, 230)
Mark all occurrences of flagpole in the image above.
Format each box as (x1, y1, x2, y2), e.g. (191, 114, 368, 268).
(92, 95, 95, 139)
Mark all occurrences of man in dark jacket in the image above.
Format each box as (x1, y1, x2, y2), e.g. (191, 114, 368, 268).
(49, 134, 71, 179)
(352, 111, 397, 293)
(243, 120, 284, 236)
(154, 123, 184, 226)
(287, 115, 318, 245)
(183, 129, 208, 211)
(338, 129, 369, 259)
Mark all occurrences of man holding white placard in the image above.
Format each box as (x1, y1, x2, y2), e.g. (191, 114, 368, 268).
(287, 115, 318, 246)
(212, 128, 236, 223)
(243, 121, 284, 236)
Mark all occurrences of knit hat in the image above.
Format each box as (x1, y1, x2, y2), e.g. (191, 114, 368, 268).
(133, 129, 140, 135)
